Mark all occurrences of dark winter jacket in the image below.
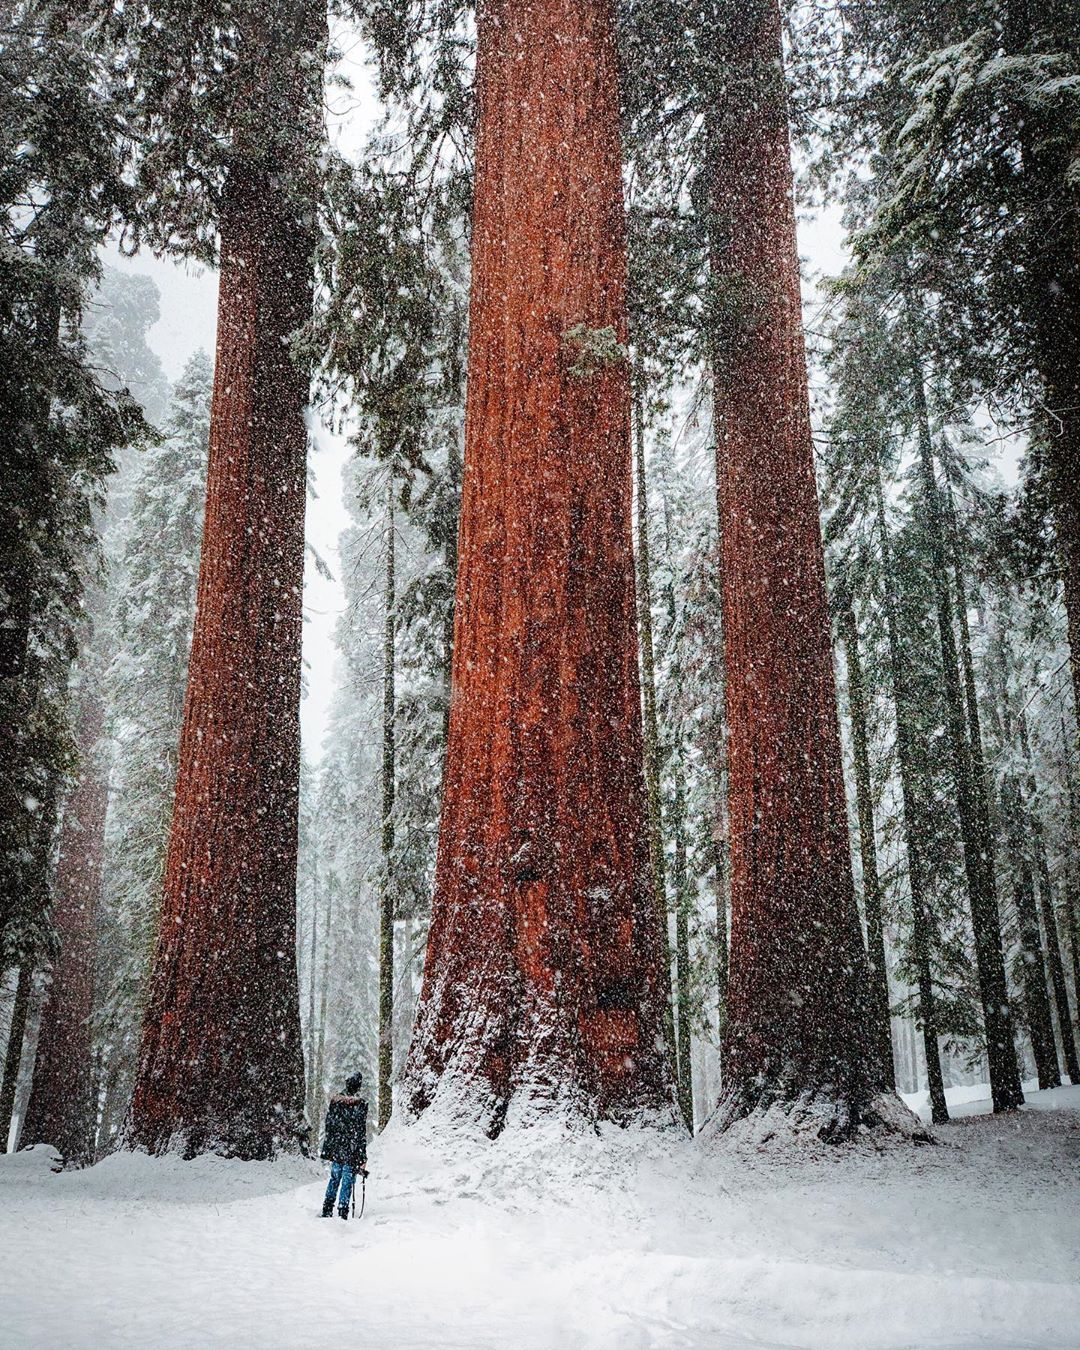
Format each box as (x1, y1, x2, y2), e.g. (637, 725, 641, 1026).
(320, 1094, 367, 1169)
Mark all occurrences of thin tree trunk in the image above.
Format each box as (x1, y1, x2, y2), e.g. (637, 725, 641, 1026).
(874, 480, 949, 1123)
(21, 691, 107, 1164)
(712, 788, 728, 1021)
(988, 639, 1064, 1086)
(1062, 716, 1080, 1027)
(633, 387, 678, 1080)
(305, 874, 319, 1133)
(313, 877, 334, 1130)
(403, 0, 673, 1132)
(910, 352, 1024, 1111)
(1011, 821, 1061, 1088)
(1036, 869, 1080, 1082)
(127, 9, 323, 1157)
(378, 478, 396, 1132)
(0, 963, 32, 1151)
(840, 601, 896, 1087)
(670, 746, 694, 1131)
(706, 0, 882, 1135)
(1015, 710, 1080, 1081)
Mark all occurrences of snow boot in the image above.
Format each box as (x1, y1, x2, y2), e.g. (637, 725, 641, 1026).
(321, 1199, 334, 1218)
(338, 1208, 349, 1221)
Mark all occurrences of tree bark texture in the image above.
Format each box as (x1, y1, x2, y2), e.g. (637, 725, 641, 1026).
(840, 603, 896, 1088)
(706, 0, 879, 1133)
(1061, 720, 1080, 1038)
(911, 372, 1024, 1111)
(126, 150, 314, 1157)
(21, 693, 106, 1164)
(402, 0, 673, 1133)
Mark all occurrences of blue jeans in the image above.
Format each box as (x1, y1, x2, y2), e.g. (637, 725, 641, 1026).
(324, 1161, 355, 1213)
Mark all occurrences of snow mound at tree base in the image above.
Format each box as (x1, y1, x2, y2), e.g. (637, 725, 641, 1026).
(702, 1087, 936, 1156)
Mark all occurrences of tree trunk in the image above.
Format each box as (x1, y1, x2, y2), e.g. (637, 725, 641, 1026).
(21, 692, 107, 1164)
(378, 478, 396, 1132)
(991, 639, 1065, 1087)
(126, 132, 316, 1157)
(402, 0, 673, 1133)
(1016, 711, 1080, 1081)
(910, 363, 1024, 1111)
(1060, 716, 1080, 1022)
(305, 874, 320, 1134)
(1037, 870, 1080, 1082)
(0, 962, 32, 1151)
(705, 0, 882, 1136)
(313, 877, 334, 1132)
(1011, 821, 1062, 1088)
(840, 602, 896, 1088)
(670, 747, 694, 1131)
(874, 480, 949, 1123)
(633, 388, 678, 1079)
(712, 808, 728, 1018)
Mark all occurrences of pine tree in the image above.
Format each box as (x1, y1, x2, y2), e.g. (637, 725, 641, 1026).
(632, 392, 679, 1095)
(846, 0, 1080, 720)
(402, 0, 673, 1132)
(378, 477, 396, 1132)
(839, 599, 896, 1088)
(1, 0, 145, 1131)
(95, 351, 211, 1136)
(909, 344, 1024, 1111)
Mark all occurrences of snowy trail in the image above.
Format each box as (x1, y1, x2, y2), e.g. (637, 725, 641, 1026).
(2, 1085, 1078, 1350)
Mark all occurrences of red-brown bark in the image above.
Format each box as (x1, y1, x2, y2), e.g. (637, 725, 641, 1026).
(126, 157, 313, 1158)
(402, 0, 673, 1133)
(21, 692, 106, 1164)
(706, 1, 880, 1133)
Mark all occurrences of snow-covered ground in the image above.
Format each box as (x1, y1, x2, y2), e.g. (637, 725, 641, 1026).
(2, 1083, 1078, 1350)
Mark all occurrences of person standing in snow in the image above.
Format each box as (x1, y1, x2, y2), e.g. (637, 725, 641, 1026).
(320, 1073, 368, 1219)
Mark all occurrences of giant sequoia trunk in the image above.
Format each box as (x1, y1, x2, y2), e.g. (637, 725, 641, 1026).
(402, 0, 673, 1133)
(705, 1, 883, 1136)
(21, 692, 106, 1164)
(126, 143, 316, 1156)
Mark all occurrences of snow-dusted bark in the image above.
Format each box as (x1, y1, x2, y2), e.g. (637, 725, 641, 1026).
(705, 0, 892, 1139)
(21, 692, 106, 1165)
(126, 154, 316, 1158)
(402, 0, 674, 1135)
